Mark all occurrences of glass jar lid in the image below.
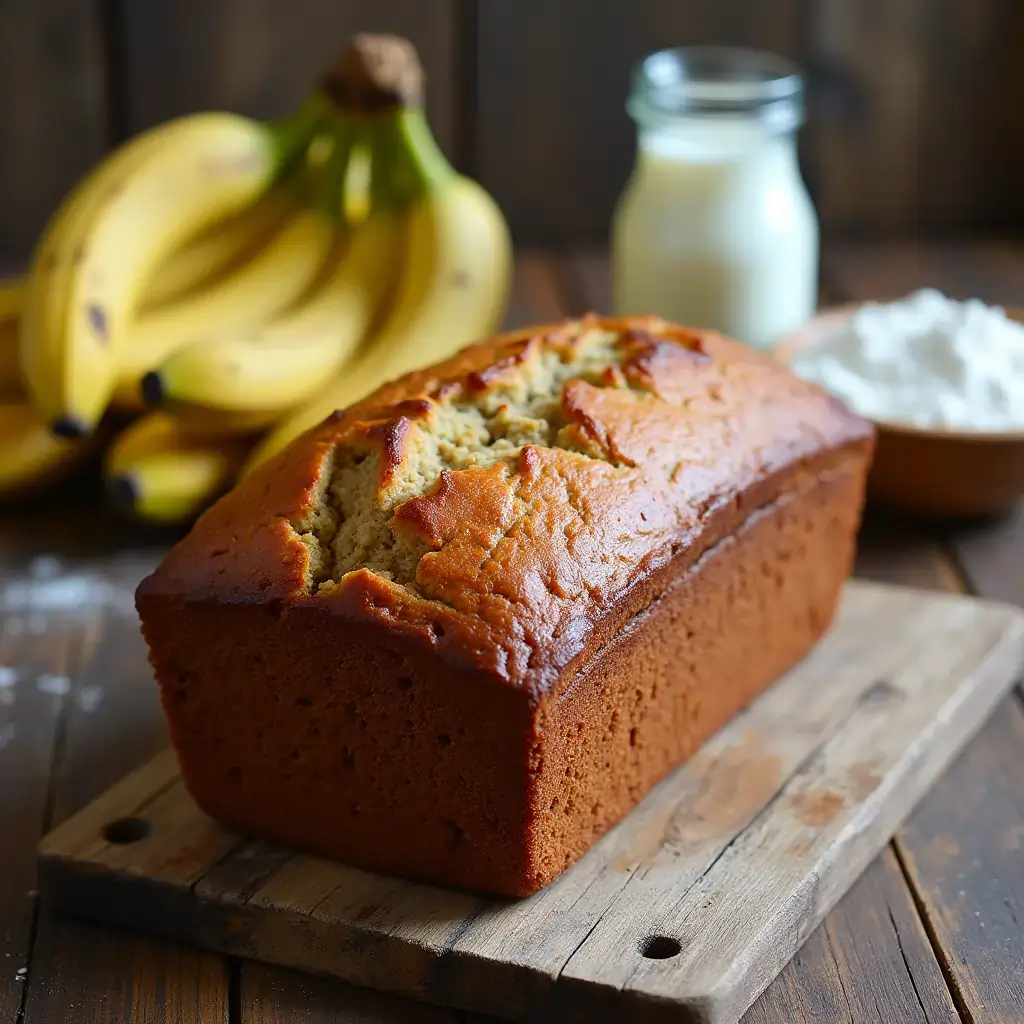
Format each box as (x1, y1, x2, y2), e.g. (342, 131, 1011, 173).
(627, 46, 805, 132)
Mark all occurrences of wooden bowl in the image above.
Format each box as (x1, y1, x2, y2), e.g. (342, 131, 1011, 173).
(775, 304, 1024, 518)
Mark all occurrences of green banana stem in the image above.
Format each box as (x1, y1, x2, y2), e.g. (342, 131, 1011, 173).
(266, 92, 335, 181)
(366, 108, 455, 212)
(308, 122, 359, 219)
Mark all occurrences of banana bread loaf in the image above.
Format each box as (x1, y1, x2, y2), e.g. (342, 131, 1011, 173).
(137, 315, 873, 897)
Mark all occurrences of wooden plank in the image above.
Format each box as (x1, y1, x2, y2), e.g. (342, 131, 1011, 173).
(15, 549, 232, 1023)
(913, 1, 1024, 235)
(824, 240, 1024, 306)
(501, 251, 574, 329)
(742, 848, 960, 1024)
(805, 1, 1024, 236)
(807, 0, 930, 235)
(854, 510, 966, 594)
(0, 1, 109, 259)
(37, 582, 1024, 1023)
(117, 1, 459, 157)
(825, 238, 1024, 1024)
(475, 1, 803, 245)
(21, 917, 228, 1024)
(556, 593, 1022, 1021)
(0, 575, 98, 1022)
(565, 250, 612, 315)
(947, 482, 1024, 609)
(241, 963, 471, 1023)
(895, 701, 1024, 1023)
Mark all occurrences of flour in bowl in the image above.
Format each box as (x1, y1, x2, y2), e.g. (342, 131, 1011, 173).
(791, 289, 1024, 431)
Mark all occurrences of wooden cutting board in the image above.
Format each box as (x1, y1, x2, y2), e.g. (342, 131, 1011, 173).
(38, 581, 1024, 1023)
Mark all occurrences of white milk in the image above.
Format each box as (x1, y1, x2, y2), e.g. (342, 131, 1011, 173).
(612, 48, 819, 351)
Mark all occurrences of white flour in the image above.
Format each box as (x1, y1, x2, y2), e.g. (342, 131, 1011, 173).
(792, 289, 1024, 430)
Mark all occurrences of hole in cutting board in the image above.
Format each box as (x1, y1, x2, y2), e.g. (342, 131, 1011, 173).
(103, 817, 152, 844)
(859, 679, 903, 707)
(639, 935, 681, 960)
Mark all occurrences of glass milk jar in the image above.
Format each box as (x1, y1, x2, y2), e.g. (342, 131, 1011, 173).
(612, 47, 818, 350)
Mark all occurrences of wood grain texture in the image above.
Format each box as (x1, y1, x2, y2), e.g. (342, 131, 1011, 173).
(741, 848, 960, 1024)
(895, 701, 1024, 1023)
(854, 510, 966, 594)
(0, 0, 109, 259)
(501, 251, 574, 329)
(564, 250, 613, 315)
(241, 963, 473, 1024)
(808, 0, 930, 235)
(0, 574, 100, 1022)
(556, 590, 1022, 1022)
(37, 582, 1024, 1023)
(22, 917, 228, 1024)
(823, 241, 1024, 306)
(117, 0, 458, 156)
(475, 1, 803, 244)
(912, 0, 1024, 235)
(8, 546, 232, 1024)
(948, 497, 1024, 609)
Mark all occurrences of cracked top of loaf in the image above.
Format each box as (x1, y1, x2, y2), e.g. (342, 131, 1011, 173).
(138, 315, 873, 699)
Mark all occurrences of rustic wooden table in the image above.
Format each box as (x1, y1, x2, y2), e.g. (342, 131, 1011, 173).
(2, 243, 1022, 1023)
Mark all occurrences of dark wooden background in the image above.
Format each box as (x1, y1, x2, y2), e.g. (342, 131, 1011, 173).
(3, 0, 1024, 258)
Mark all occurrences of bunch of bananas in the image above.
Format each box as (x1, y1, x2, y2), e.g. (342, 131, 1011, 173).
(0, 34, 511, 524)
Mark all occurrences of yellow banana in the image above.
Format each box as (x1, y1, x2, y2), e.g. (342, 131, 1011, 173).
(113, 189, 329, 410)
(0, 401, 93, 498)
(0, 195, 295, 349)
(145, 208, 402, 416)
(141, 183, 298, 309)
(20, 98, 326, 437)
(245, 107, 511, 472)
(112, 126, 357, 413)
(104, 412, 252, 524)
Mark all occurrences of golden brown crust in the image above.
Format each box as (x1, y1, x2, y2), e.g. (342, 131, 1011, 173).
(138, 314, 874, 896)
(139, 315, 873, 701)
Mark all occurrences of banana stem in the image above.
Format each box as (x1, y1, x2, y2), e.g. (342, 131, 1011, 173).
(266, 92, 335, 180)
(309, 122, 359, 219)
(366, 108, 454, 212)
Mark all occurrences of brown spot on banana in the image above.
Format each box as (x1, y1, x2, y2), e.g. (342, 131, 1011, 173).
(450, 269, 472, 289)
(87, 304, 109, 344)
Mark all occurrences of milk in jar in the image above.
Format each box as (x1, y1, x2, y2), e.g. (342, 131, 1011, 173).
(612, 47, 818, 350)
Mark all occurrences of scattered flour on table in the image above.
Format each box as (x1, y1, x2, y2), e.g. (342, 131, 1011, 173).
(0, 667, 17, 688)
(74, 685, 105, 713)
(36, 674, 72, 697)
(792, 289, 1024, 430)
(2, 573, 137, 617)
(29, 555, 63, 580)
(1, 554, 141, 618)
